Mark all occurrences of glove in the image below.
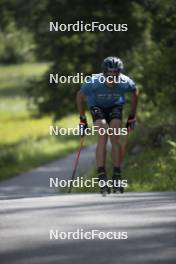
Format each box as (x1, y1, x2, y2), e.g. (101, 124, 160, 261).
(79, 115, 88, 136)
(126, 115, 136, 132)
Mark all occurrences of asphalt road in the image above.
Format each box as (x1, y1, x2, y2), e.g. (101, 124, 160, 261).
(0, 192, 176, 264)
(0, 144, 96, 199)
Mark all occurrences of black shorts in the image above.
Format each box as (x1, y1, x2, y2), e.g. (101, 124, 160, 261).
(90, 106, 122, 124)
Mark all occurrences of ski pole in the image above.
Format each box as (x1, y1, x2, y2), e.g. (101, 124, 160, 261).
(68, 136, 85, 193)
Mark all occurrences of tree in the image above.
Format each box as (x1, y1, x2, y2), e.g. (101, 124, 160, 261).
(26, 0, 147, 119)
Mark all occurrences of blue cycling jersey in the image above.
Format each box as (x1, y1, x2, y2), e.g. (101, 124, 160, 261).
(80, 73, 136, 108)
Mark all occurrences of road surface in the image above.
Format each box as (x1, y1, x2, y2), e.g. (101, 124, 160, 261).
(0, 147, 175, 264)
(0, 144, 96, 199)
(0, 192, 176, 264)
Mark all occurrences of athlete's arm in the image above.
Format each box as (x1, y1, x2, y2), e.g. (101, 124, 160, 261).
(126, 87, 139, 131)
(76, 90, 86, 117)
(129, 87, 139, 117)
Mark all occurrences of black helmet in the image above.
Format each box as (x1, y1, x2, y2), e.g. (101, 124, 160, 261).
(102, 56, 123, 72)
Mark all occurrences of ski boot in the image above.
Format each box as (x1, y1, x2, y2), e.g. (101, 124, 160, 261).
(112, 169, 124, 194)
(98, 172, 111, 196)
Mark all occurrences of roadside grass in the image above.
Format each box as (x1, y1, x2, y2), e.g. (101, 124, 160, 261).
(71, 111, 176, 192)
(123, 113, 176, 191)
(0, 63, 95, 181)
(0, 63, 49, 113)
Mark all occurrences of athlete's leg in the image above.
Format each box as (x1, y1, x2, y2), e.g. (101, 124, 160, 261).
(90, 106, 111, 194)
(94, 119, 108, 167)
(90, 106, 109, 168)
(109, 118, 124, 193)
(94, 118, 110, 194)
(109, 118, 122, 167)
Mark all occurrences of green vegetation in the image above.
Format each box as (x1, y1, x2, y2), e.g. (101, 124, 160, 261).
(0, 63, 95, 181)
(0, 1, 175, 191)
(10, 0, 174, 120)
(71, 111, 176, 193)
(0, 21, 35, 64)
(69, 103, 176, 193)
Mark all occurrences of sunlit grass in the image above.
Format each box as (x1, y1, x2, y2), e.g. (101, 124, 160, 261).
(0, 63, 49, 82)
(0, 63, 49, 112)
(0, 63, 95, 181)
